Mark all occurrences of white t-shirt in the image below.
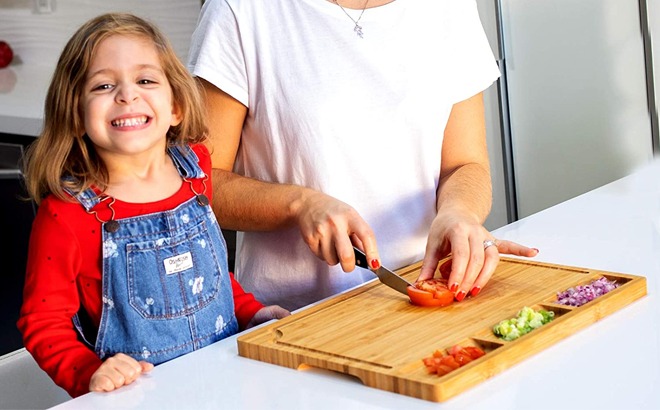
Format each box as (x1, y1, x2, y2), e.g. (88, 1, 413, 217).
(188, 0, 500, 311)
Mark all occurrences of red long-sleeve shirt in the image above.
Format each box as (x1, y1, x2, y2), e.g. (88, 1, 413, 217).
(17, 144, 263, 398)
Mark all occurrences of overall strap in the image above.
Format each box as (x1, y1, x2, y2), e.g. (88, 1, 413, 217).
(62, 181, 102, 212)
(168, 144, 206, 179)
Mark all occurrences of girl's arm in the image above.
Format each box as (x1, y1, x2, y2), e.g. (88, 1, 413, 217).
(89, 353, 153, 393)
(230, 272, 267, 329)
(17, 200, 103, 398)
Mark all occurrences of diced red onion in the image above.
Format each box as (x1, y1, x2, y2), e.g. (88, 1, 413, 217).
(556, 277, 619, 307)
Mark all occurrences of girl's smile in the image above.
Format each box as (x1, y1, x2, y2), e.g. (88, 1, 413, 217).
(81, 34, 181, 161)
(110, 115, 150, 129)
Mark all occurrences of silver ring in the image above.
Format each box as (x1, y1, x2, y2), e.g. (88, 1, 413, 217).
(483, 239, 497, 250)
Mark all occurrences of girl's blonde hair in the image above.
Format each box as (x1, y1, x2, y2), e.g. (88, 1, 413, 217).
(23, 12, 208, 204)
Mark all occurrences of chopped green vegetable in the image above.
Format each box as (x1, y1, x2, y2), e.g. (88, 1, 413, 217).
(492, 306, 555, 341)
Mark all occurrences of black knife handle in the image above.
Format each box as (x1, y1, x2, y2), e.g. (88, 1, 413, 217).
(353, 247, 370, 270)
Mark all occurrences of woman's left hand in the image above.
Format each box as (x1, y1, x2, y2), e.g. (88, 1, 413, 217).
(416, 209, 538, 301)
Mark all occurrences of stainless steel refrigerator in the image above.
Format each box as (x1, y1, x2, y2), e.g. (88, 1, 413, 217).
(478, 0, 658, 228)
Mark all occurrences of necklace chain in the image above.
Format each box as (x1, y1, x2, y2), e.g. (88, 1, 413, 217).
(333, 0, 369, 38)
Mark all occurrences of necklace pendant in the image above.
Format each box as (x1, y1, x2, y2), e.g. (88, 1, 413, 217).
(354, 23, 364, 38)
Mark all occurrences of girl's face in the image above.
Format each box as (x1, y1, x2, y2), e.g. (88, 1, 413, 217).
(81, 34, 181, 160)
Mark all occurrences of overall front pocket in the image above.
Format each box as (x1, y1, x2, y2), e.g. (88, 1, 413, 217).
(126, 219, 226, 319)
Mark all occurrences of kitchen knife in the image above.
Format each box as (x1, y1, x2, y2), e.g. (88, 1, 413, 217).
(353, 247, 413, 296)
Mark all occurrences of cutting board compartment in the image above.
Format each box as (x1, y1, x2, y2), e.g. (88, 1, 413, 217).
(237, 258, 646, 402)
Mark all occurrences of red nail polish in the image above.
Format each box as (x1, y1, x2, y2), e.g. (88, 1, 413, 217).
(370, 259, 380, 269)
(455, 291, 467, 302)
(470, 286, 481, 297)
(450, 282, 459, 292)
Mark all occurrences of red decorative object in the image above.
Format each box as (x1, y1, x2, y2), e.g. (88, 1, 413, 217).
(0, 41, 14, 68)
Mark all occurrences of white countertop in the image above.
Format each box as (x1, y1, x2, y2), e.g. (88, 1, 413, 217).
(52, 159, 660, 410)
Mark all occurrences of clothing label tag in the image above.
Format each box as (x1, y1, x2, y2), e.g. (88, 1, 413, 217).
(164, 252, 193, 275)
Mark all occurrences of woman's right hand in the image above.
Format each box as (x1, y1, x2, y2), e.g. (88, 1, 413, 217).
(89, 353, 153, 393)
(294, 189, 380, 272)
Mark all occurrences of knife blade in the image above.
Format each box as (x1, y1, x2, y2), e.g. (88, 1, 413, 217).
(353, 247, 413, 296)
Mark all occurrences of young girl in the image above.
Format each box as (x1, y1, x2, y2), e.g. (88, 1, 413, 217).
(18, 13, 289, 398)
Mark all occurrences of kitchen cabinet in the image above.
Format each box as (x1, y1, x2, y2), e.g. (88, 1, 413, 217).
(0, 137, 36, 356)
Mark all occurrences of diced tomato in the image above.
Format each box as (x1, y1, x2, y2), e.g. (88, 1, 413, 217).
(407, 279, 454, 307)
(439, 355, 461, 370)
(435, 364, 454, 377)
(453, 352, 473, 366)
(423, 344, 487, 378)
(448, 344, 463, 356)
(463, 346, 486, 359)
(422, 356, 440, 374)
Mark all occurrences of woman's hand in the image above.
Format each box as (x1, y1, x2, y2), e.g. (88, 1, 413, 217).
(89, 353, 153, 393)
(295, 190, 380, 272)
(246, 305, 291, 329)
(417, 208, 538, 301)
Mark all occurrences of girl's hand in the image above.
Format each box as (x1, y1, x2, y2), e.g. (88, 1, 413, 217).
(89, 353, 153, 393)
(246, 305, 291, 329)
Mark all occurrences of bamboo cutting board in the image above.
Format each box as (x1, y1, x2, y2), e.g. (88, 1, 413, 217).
(237, 258, 647, 402)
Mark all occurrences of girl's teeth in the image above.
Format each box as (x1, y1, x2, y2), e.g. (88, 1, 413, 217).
(112, 116, 147, 127)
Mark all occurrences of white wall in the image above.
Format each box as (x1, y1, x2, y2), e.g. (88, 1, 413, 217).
(0, 1, 201, 136)
(0, 0, 201, 68)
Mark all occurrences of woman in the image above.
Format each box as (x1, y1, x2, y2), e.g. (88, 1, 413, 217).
(187, 0, 538, 311)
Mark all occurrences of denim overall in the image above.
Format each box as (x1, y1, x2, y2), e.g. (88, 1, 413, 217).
(69, 145, 238, 364)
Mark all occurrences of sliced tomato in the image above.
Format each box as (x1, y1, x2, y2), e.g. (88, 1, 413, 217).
(407, 286, 445, 307)
(407, 279, 454, 307)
